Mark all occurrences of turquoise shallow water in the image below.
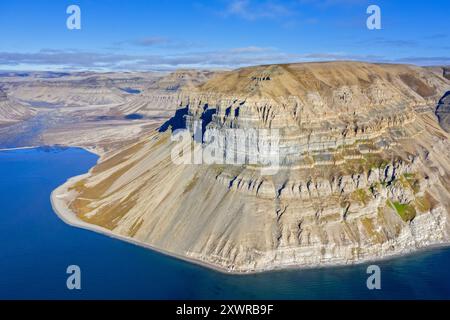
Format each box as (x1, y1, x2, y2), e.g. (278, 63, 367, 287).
(0, 147, 449, 300)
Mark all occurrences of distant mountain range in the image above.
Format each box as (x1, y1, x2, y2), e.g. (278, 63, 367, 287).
(0, 87, 35, 125)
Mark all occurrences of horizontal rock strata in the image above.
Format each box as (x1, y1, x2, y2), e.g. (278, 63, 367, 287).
(57, 62, 450, 272)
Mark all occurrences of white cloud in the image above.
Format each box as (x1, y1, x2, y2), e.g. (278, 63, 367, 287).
(1, 48, 449, 72)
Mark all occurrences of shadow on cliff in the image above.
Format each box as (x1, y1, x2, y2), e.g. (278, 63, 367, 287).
(159, 107, 189, 132)
(436, 91, 450, 133)
(439, 91, 450, 103)
(159, 105, 217, 142)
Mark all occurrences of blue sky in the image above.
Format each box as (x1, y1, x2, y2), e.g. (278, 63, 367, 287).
(0, 0, 449, 71)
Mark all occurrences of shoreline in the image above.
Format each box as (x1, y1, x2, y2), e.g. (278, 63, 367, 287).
(50, 170, 450, 275)
(4, 144, 449, 275)
(50, 173, 243, 275)
(0, 146, 38, 152)
(0, 145, 101, 156)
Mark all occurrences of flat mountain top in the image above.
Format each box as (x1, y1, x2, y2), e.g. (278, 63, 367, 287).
(198, 61, 448, 100)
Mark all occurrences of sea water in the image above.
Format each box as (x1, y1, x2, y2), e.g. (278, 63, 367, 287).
(0, 147, 449, 299)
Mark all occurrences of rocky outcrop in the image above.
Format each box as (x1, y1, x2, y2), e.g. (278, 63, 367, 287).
(56, 62, 450, 273)
(444, 67, 450, 80)
(0, 87, 7, 101)
(436, 91, 450, 132)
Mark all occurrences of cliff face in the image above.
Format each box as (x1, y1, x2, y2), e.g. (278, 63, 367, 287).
(444, 67, 450, 80)
(58, 62, 450, 272)
(436, 92, 450, 132)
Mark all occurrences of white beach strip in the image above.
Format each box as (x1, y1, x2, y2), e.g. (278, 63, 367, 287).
(0, 146, 38, 152)
(50, 174, 247, 275)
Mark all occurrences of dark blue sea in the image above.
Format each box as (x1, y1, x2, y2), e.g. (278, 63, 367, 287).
(0, 147, 449, 299)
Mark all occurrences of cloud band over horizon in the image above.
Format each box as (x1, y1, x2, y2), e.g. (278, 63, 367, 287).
(0, 47, 449, 72)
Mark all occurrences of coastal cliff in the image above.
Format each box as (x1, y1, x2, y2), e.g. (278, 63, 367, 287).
(53, 62, 450, 273)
